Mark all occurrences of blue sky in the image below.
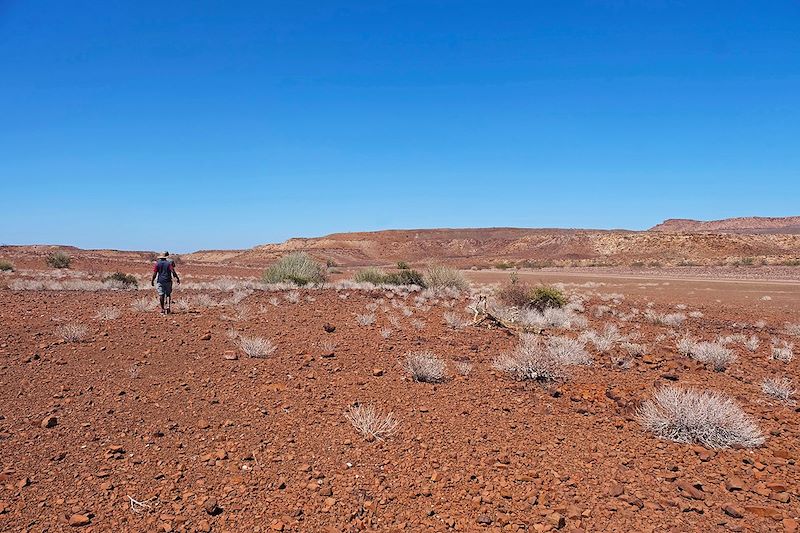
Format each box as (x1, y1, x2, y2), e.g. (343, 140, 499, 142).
(1, 1, 798, 252)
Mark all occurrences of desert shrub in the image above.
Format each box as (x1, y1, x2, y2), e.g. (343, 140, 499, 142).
(528, 286, 567, 311)
(46, 252, 72, 269)
(239, 336, 276, 358)
(744, 335, 760, 352)
(423, 265, 468, 291)
(443, 311, 468, 330)
(284, 290, 300, 303)
(580, 324, 623, 352)
(383, 269, 426, 287)
(646, 310, 687, 327)
(771, 340, 794, 362)
(453, 360, 473, 376)
(95, 306, 120, 320)
(497, 280, 532, 308)
(519, 307, 587, 330)
(57, 323, 88, 342)
(547, 336, 592, 365)
(103, 272, 138, 288)
(785, 323, 800, 337)
(493, 336, 565, 383)
(355, 313, 375, 326)
(396, 261, 409, 270)
(404, 351, 447, 383)
(353, 267, 388, 284)
(0, 260, 13, 272)
(761, 377, 795, 402)
(262, 252, 326, 286)
(637, 386, 764, 449)
(345, 404, 398, 441)
(622, 342, 647, 357)
(131, 297, 157, 312)
(691, 341, 735, 371)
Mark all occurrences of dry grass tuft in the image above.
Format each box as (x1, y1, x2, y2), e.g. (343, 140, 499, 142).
(492, 336, 565, 383)
(637, 386, 764, 449)
(771, 340, 794, 362)
(404, 351, 447, 383)
(57, 323, 88, 342)
(355, 313, 376, 326)
(95, 306, 120, 320)
(131, 297, 157, 312)
(761, 377, 795, 403)
(345, 404, 398, 441)
(238, 336, 277, 358)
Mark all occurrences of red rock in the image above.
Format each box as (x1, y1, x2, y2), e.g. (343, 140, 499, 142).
(783, 518, 798, 533)
(196, 519, 211, 532)
(725, 477, 744, 491)
(723, 504, 744, 518)
(745, 505, 782, 519)
(69, 514, 91, 527)
(41, 415, 58, 429)
(609, 483, 624, 497)
(676, 480, 705, 500)
(200, 333, 211, 341)
(546, 512, 566, 529)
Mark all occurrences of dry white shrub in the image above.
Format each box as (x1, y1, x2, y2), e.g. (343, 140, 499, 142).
(519, 307, 587, 330)
(226, 329, 240, 339)
(547, 336, 592, 365)
(771, 340, 794, 362)
(443, 311, 468, 330)
(411, 318, 426, 331)
(193, 293, 216, 308)
(622, 342, 647, 357)
(238, 336, 276, 358)
(754, 320, 767, 329)
(688, 311, 704, 318)
(355, 313, 375, 326)
(345, 404, 398, 441)
(320, 339, 337, 355)
(492, 336, 565, 383)
(268, 296, 280, 307)
(404, 351, 447, 383)
(744, 335, 760, 352)
(380, 327, 393, 339)
(453, 360, 473, 376)
(57, 323, 88, 342)
(580, 324, 623, 352)
(784, 323, 800, 337)
(285, 291, 300, 304)
(691, 341, 736, 371)
(174, 299, 191, 312)
(761, 377, 795, 403)
(95, 306, 120, 321)
(365, 302, 379, 312)
(637, 386, 764, 449)
(388, 315, 401, 328)
(677, 333, 695, 356)
(131, 297, 157, 312)
(646, 310, 687, 327)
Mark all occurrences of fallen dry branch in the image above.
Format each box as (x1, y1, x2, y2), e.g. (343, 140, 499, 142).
(470, 311, 543, 334)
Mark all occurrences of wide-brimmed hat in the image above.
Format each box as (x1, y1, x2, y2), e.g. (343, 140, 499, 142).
(159, 251, 169, 258)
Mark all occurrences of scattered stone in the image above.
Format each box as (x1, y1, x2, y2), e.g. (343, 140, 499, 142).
(203, 498, 221, 515)
(200, 333, 211, 341)
(196, 519, 211, 532)
(744, 505, 782, 519)
(197, 419, 211, 430)
(546, 512, 566, 529)
(723, 504, 744, 518)
(372, 368, 384, 377)
(323, 324, 336, 333)
(223, 351, 238, 361)
(69, 514, 91, 527)
(609, 483, 624, 497)
(476, 514, 492, 525)
(270, 520, 285, 531)
(726, 478, 744, 491)
(676, 481, 705, 500)
(41, 415, 58, 429)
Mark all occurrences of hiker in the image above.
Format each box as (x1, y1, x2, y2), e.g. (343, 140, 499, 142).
(151, 252, 180, 313)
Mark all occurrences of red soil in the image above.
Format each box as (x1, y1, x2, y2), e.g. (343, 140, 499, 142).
(1, 262, 798, 532)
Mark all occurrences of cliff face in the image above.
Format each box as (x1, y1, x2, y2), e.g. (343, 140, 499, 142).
(649, 216, 800, 234)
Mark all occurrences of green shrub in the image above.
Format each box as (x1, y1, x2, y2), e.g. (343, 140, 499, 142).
(0, 260, 13, 272)
(354, 267, 426, 287)
(497, 277, 566, 311)
(495, 261, 514, 270)
(528, 286, 567, 311)
(103, 272, 138, 288)
(45, 252, 71, 269)
(778, 259, 800, 267)
(384, 269, 426, 287)
(423, 264, 468, 290)
(262, 252, 327, 286)
(353, 267, 388, 284)
(396, 261, 409, 270)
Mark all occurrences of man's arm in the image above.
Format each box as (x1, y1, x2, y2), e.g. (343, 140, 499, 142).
(170, 263, 180, 284)
(151, 263, 157, 286)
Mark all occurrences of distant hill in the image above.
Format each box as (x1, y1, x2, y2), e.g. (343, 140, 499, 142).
(648, 216, 800, 234)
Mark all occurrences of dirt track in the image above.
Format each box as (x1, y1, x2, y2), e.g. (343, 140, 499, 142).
(1, 266, 799, 532)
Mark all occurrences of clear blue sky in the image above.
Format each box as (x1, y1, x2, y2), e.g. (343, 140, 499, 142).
(1, 1, 798, 252)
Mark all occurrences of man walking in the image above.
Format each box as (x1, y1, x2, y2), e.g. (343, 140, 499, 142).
(151, 252, 180, 314)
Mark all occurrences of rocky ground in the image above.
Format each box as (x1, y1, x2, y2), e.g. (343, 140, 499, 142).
(0, 265, 798, 532)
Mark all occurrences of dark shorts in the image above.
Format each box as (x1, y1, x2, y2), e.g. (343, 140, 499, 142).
(156, 282, 172, 296)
